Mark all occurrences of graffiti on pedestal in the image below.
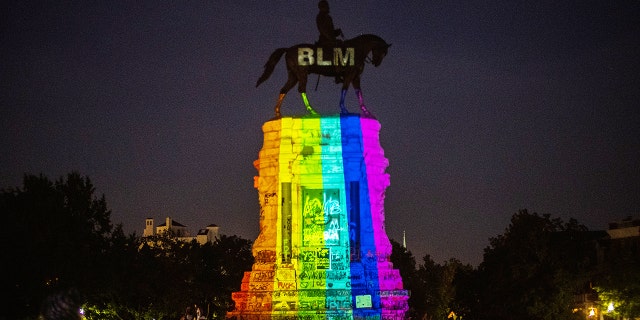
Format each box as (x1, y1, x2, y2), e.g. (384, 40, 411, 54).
(302, 188, 343, 247)
(254, 250, 277, 264)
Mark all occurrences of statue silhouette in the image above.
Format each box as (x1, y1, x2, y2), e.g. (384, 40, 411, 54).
(316, 1, 344, 84)
(316, 1, 343, 47)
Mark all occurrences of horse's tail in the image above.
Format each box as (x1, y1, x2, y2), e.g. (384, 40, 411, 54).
(256, 48, 287, 87)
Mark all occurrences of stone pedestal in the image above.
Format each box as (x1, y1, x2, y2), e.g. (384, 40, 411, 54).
(227, 115, 408, 320)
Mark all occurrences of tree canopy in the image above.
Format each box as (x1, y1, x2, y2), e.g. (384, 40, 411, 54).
(2, 172, 120, 318)
(474, 210, 599, 320)
(1, 172, 254, 320)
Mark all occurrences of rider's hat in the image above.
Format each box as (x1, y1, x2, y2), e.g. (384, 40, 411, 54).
(318, 1, 329, 12)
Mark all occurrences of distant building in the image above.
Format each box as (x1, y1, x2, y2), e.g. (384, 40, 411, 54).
(607, 216, 640, 240)
(573, 216, 640, 319)
(143, 217, 220, 245)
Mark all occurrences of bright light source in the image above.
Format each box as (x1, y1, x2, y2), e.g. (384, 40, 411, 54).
(607, 302, 614, 312)
(589, 308, 596, 317)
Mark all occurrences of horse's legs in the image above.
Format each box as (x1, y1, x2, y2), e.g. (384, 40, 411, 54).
(275, 72, 298, 117)
(339, 89, 349, 114)
(298, 74, 318, 115)
(339, 73, 358, 114)
(355, 89, 375, 119)
(352, 76, 375, 119)
(300, 93, 318, 115)
(274, 93, 286, 118)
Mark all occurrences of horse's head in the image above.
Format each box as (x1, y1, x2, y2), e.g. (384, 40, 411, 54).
(371, 42, 391, 67)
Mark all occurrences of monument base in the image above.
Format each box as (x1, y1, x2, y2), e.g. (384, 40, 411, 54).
(227, 115, 409, 320)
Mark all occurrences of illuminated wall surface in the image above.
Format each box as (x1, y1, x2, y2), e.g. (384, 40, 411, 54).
(227, 115, 409, 320)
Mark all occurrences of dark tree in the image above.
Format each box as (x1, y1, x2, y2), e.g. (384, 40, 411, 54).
(594, 223, 640, 319)
(2, 173, 256, 320)
(103, 233, 253, 320)
(390, 239, 422, 319)
(208, 235, 254, 319)
(414, 255, 475, 320)
(2, 172, 118, 319)
(122, 232, 202, 319)
(474, 210, 593, 320)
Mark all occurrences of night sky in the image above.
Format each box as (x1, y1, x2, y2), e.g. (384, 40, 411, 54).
(2, 1, 639, 265)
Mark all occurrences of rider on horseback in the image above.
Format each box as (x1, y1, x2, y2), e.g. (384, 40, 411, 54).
(316, 0, 344, 83)
(316, 0, 343, 47)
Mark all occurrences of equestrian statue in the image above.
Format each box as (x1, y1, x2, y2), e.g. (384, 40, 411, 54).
(256, 1, 390, 118)
(256, 33, 391, 118)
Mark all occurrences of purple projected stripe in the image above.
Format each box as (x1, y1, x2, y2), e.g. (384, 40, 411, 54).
(360, 118, 397, 292)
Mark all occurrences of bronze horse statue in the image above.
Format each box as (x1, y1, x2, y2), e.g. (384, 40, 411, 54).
(256, 34, 391, 118)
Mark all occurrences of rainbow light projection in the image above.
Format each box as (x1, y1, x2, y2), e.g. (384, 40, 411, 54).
(227, 115, 409, 320)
